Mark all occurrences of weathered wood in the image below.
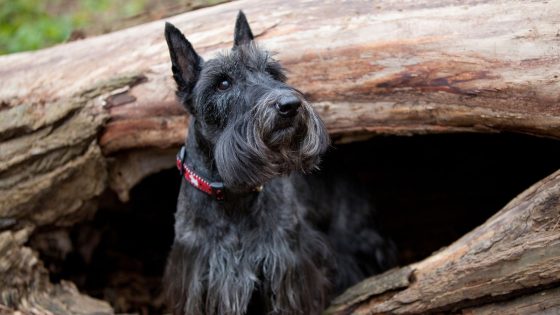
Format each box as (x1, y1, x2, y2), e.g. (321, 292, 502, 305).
(461, 287, 560, 315)
(1, 0, 559, 219)
(0, 228, 113, 314)
(326, 168, 560, 314)
(1, 0, 560, 313)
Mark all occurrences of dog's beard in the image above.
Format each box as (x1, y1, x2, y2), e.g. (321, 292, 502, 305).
(214, 98, 330, 191)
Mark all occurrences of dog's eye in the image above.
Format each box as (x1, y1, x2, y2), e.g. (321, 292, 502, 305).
(217, 79, 231, 91)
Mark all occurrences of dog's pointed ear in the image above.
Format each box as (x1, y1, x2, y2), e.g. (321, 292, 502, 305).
(233, 11, 254, 47)
(164, 22, 202, 110)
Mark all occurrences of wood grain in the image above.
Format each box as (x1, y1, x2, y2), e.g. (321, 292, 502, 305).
(326, 169, 560, 314)
(1, 0, 559, 313)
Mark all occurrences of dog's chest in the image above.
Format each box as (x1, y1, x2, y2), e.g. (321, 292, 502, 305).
(206, 208, 299, 257)
(183, 194, 302, 268)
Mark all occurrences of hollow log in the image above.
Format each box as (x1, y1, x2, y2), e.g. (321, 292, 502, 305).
(1, 0, 559, 313)
(0, 228, 113, 315)
(326, 168, 560, 314)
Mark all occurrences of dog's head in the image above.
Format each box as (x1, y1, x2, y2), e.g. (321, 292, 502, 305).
(165, 12, 330, 191)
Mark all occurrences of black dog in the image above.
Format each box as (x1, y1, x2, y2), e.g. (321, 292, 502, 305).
(163, 12, 395, 315)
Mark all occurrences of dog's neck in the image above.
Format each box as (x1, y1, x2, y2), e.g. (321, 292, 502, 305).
(182, 121, 262, 203)
(184, 121, 220, 182)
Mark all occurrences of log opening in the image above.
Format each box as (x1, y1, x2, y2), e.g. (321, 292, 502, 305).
(29, 170, 179, 315)
(27, 132, 560, 313)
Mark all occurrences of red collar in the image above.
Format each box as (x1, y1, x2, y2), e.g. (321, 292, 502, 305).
(176, 146, 225, 200)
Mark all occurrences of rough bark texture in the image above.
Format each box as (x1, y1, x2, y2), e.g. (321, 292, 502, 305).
(0, 0, 559, 313)
(0, 228, 113, 315)
(326, 168, 560, 314)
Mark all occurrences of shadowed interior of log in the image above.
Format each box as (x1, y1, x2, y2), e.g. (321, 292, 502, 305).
(28, 133, 560, 314)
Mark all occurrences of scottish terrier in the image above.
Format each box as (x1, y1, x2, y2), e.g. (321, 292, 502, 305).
(163, 11, 395, 315)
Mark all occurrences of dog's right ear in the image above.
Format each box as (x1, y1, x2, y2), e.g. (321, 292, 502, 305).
(164, 22, 202, 112)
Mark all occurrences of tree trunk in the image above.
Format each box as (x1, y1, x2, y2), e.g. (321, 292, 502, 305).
(0, 0, 559, 313)
(326, 168, 560, 314)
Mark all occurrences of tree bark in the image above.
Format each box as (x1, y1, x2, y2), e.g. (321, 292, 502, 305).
(0, 0, 559, 313)
(0, 228, 113, 315)
(2, 0, 559, 215)
(326, 169, 560, 314)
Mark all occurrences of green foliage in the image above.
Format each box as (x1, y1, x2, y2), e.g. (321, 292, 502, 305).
(0, 0, 150, 55)
(0, 0, 71, 54)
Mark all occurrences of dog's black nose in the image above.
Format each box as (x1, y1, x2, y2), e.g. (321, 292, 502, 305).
(275, 95, 301, 117)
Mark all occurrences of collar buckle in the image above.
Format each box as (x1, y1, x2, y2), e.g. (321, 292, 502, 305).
(210, 182, 225, 200)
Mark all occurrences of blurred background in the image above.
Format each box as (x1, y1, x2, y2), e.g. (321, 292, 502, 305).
(0, 0, 226, 55)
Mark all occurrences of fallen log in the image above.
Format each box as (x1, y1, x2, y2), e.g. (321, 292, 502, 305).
(0, 0, 559, 313)
(326, 168, 560, 314)
(0, 228, 113, 315)
(2, 0, 560, 208)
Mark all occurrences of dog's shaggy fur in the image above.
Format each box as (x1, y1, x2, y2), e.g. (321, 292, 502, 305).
(163, 12, 395, 315)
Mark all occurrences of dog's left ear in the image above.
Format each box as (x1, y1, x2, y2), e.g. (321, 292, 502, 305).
(233, 11, 254, 47)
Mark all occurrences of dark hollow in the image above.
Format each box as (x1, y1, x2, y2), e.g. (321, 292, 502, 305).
(33, 133, 560, 314)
